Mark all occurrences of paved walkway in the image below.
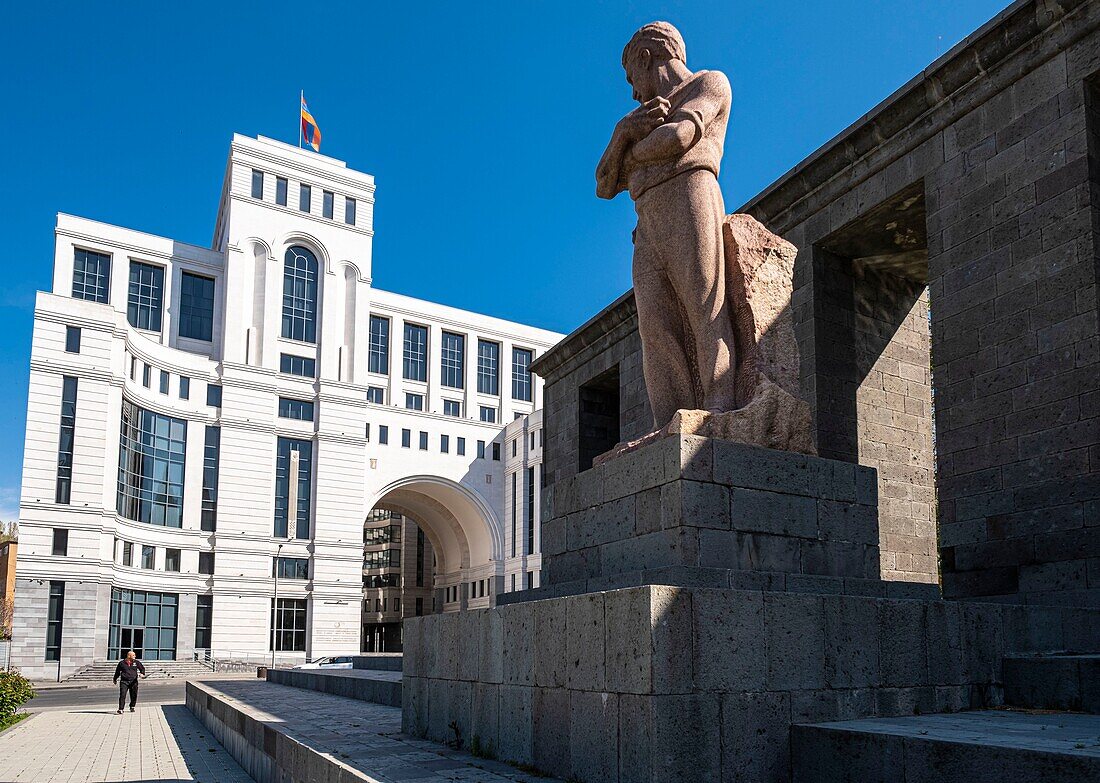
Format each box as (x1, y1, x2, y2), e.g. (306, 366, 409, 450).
(198, 679, 560, 782)
(0, 704, 254, 782)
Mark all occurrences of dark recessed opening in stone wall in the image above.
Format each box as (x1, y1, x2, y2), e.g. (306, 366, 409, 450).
(578, 365, 620, 472)
(813, 181, 937, 584)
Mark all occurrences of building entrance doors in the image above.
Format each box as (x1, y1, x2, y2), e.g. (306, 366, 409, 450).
(118, 627, 144, 659)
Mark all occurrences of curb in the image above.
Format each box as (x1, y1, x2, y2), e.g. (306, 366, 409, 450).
(0, 712, 38, 739)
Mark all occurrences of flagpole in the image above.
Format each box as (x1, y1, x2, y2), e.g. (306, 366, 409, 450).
(298, 90, 303, 149)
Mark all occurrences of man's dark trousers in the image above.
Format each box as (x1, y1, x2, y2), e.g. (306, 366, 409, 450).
(118, 680, 138, 711)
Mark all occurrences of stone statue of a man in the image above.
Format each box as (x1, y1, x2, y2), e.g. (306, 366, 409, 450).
(596, 21, 737, 430)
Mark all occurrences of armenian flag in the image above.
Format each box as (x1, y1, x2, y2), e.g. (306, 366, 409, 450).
(300, 93, 321, 152)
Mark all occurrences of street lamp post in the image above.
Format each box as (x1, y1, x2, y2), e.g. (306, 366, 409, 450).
(271, 542, 284, 669)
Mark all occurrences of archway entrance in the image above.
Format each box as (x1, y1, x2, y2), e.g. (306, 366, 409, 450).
(361, 476, 503, 652)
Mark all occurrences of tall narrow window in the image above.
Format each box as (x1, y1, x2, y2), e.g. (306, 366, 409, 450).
(282, 247, 318, 343)
(527, 466, 536, 556)
(271, 597, 307, 651)
(165, 548, 181, 572)
(512, 348, 533, 401)
(56, 376, 77, 504)
(179, 272, 215, 341)
(477, 340, 500, 395)
(401, 429, 411, 448)
(457, 437, 466, 455)
(511, 472, 517, 557)
(122, 541, 133, 567)
(322, 190, 334, 219)
(198, 552, 215, 574)
(419, 431, 428, 450)
(368, 316, 389, 374)
(251, 169, 264, 199)
(142, 545, 155, 569)
(441, 434, 449, 453)
(159, 370, 169, 394)
(72, 249, 111, 303)
(65, 326, 80, 353)
(201, 426, 220, 532)
(52, 529, 69, 556)
(378, 425, 389, 444)
(276, 177, 288, 206)
(206, 384, 222, 407)
(45, 581, 64, 661)
(440, 332, 465, 389)
(127, 262, 164, 332)
(299, 183, 311, 212)
(116, 400, 187, 527)
(345, 197, 356, 225)
(402, 323, 428, 381)
(275, 437, 312, 539)
(195, 595, 213, 649)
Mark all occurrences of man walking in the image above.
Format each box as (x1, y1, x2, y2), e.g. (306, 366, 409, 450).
(113, 650, 146, 714)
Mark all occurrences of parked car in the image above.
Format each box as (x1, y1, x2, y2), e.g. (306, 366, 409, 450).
(294, 655, 354, 670)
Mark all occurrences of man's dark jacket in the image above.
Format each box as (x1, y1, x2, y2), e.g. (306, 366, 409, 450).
(113, 659, 145, 684)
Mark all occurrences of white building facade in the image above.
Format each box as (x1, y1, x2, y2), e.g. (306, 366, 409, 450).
(12, 135, 561, 679)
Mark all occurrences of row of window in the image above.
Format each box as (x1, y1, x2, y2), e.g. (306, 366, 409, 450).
(73, 249, 216, 341)
(250, 168, 357, 226)
(126, 355, 222, 407)
(365, 597, 401, 614)
(74, 246, 536, 404)
(364, 423, 503, 460)
(367, 387, 510, 424)
(368, 316, 534, 401)
(364, 548, 401, 570)
(112, 538, 212, 574)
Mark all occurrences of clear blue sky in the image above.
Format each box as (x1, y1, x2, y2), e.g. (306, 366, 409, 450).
(0, 0, 1009, 517)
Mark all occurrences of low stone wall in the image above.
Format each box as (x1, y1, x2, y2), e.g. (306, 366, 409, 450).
(185, 681, 371, 783)
(267, 667, 401, 706)
(403, 585, 1100, 783)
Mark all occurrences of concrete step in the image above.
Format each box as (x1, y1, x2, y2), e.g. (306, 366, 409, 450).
(1004, 653, 1100, 713)
(352, 652, 403, 671)
(266, 666, 401, 706)
(792, 710, 1100, 782)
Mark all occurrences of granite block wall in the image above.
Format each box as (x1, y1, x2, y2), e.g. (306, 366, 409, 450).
(404, 585, 1100, 783)
(541, 435, 881, 588)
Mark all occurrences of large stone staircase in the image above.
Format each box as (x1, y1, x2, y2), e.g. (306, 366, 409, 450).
(64, 659, 214, 683)
(792, 652, 1100, 781)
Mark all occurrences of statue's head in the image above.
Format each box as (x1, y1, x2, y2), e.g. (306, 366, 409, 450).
(622, 21, 687, 103)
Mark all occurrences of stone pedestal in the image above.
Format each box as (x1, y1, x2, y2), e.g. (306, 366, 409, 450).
(514, 434, 885, 603)
(402, 436, 1100, 782)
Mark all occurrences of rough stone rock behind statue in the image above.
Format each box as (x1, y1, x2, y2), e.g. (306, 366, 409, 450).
(595, 213, 816, 466)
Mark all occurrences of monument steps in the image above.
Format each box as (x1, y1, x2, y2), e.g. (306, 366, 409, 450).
(1004, 653, 1100, 714)
(791, 710, 1100, 782)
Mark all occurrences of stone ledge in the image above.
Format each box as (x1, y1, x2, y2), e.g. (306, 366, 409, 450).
(266, 667, 401, 707)
(496, 566, 941, 606)
(791, 711, 1100, 782)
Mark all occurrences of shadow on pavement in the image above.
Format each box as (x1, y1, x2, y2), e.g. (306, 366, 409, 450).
(160, 704, 254, 783)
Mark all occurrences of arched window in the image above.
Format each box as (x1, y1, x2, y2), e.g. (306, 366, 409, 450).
(282, 246, 318, 343)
